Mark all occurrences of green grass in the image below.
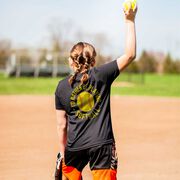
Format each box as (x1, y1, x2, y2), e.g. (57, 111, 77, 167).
(112, 73, 180, 97)
(0, 73, 179, 97)
(0, 73, 61, 95)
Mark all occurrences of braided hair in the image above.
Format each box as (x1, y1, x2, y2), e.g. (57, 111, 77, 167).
(68, 42, 96, 85)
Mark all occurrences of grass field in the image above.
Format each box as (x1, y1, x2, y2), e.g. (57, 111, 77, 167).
(0, 73, 179, 97)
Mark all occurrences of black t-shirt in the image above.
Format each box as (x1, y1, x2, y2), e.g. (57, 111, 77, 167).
(55, 60, 120, 151)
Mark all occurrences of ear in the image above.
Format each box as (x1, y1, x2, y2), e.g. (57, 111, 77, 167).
(91, 60, 96, 67)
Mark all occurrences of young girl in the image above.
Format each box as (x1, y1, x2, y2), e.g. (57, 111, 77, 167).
(54, 5, 137, 180)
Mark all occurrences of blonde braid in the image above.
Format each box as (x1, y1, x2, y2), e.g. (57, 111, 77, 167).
(68, 42, 97, 85)
(80, 51, 91, 84)
(69, 57, 83, 85)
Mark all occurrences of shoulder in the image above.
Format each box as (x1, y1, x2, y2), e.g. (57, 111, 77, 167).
(55, 75, 71, 95)
(91, 60, 119, 75)
(58, 76, 70, 87)
(92, 60, 118, 72)
(90, 60, 120, 84)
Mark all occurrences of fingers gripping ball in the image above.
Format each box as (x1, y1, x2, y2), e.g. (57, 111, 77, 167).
(123, 0, 137, 11)
(77, 91, 94, 112)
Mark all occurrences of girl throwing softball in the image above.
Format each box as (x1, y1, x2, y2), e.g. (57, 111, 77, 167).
(54, 3, 137, 180)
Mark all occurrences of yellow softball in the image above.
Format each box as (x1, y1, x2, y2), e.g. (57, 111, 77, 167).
(77, 91, 94, 112)
(123, 0, 137, 11)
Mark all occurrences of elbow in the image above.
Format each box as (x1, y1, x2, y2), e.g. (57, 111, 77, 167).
(127, 53, 136, 62)
(57, 123, 67, 132)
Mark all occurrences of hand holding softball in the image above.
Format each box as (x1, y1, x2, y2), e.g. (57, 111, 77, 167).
(123, 0, 138, 22)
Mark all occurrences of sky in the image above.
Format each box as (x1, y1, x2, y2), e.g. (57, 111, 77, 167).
(0, 0, 180, 58)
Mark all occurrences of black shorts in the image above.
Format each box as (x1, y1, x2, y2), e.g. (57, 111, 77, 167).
(62, 143, 118, 180)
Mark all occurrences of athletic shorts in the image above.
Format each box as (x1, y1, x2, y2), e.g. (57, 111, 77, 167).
(62, 143, 118, 180)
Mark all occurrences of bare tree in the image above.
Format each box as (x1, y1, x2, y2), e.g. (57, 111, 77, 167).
(0, 39, 11, 69)
(93, 33, 110, 66)
(48, 18, 74, 53)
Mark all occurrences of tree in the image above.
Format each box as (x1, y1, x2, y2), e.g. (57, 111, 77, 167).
(138, 51, 157, 73)
(174, 60, 180, 74)
(0, 39, 11, 69)
(18, 49, 32, 65)
(91, 33, 112, 66)
(163, 54, 176, 73)
(48, 18, 74, 53)
(124, 61, 140, 73)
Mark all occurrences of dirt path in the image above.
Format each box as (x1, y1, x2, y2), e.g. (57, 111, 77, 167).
(0, 96, 180, 180)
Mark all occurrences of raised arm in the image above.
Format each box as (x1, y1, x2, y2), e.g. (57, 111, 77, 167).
(56, 109, 67, 156)
(117, 5, 137, 71)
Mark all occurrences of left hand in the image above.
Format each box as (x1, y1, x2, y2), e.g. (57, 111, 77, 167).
(54, 152, 63, 180)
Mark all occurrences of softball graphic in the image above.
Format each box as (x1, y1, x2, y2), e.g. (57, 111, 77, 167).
(123, 0, 137, 11)
(77, 91, 94, 112)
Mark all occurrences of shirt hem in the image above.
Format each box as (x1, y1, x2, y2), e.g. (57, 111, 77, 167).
(66, 139, 115, 151)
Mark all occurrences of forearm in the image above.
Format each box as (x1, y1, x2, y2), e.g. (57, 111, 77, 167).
(57, 126, 67, 156)
(116, 5, 137, 71)
(125, 20, 136, 60)
(56, 110, 67, 156)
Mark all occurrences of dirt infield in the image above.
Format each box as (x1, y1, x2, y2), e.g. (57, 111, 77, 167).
(0, 95, 180, 180)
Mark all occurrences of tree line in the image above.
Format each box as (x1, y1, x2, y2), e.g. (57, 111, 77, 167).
(0, 39, 180, 74)
(125, 51, 180, 74)
(0, 18, 180, 74)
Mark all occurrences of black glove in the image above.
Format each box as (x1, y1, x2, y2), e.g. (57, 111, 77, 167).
(54, 152, 63, 180)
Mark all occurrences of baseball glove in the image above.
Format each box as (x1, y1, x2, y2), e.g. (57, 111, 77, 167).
(54, 152, 63, 180)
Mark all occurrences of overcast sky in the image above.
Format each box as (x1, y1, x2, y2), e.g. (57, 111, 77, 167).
(0, 0, 179, 58)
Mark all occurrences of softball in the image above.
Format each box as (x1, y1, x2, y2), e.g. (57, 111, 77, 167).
(123, 0, 137, 11)
(77, 91, 94, 112)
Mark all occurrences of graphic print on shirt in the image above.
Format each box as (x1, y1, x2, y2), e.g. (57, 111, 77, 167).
(77, 91, 94, 112)
(70, 82, 101, 120)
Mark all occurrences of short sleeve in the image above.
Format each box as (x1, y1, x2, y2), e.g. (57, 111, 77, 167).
(54, 83, 65, 110)
(93, 60, 120, 85)
(55, 94, 65, 110)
